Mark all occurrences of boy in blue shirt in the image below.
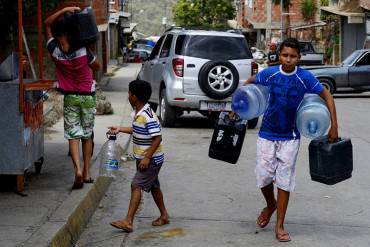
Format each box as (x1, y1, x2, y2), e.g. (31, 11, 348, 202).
(246, 38, 338, 242)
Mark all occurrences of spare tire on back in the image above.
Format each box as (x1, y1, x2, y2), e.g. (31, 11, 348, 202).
(198, 60, 239, 99)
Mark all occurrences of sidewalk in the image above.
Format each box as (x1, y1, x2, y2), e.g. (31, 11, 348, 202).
(0, 65, 135, 247)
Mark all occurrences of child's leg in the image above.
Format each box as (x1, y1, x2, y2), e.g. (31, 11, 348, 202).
(69, 139, 83, 188)
(255, 137, 278, 228)
(81, 138, 93, 181)
(110, 185, 141, 233)
(274, 139, 300, 241)
(126, 186, 142, 224)
(151, 187, 169, 221)
(276, 188, 290, 239)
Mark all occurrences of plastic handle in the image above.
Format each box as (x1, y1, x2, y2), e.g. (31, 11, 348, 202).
(106, 133, 117, 140)
(308, 121, 318, 134)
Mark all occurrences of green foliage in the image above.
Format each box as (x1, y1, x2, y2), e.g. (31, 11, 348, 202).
(320, 0, 329, 6)
(300, 0, 316, 21)
(173, 0, 236, 28)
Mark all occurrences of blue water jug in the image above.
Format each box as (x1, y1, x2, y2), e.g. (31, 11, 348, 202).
(296, 94, 330, 139)
(231, 84, 269, 120)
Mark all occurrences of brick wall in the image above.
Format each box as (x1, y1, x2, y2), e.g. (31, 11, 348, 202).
(241, 0, 312, 28)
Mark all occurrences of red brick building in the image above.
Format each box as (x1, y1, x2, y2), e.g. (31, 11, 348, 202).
(236, 0, 322, 49)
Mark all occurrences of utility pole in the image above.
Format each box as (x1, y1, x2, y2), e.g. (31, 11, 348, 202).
(280, 0, 284, 41)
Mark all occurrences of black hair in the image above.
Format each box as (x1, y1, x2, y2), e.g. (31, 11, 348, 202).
(51, 19, 71, 38)
(129, 80, 152, 103)
(279, 38, 300, 54)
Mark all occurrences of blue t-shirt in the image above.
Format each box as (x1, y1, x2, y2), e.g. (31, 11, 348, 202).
(255, 65, 324, 140)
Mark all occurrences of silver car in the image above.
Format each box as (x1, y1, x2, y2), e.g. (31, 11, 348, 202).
(305, 49, 370, 93)
(138, 28, 258, 127)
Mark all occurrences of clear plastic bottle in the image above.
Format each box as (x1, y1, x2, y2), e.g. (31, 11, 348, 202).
(296, 94, 330, 139)
(99, 134, 120, 178)
(231, 84, 269, 120)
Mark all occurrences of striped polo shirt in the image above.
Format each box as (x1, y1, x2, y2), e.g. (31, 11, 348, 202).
(132, 103, 164, 165)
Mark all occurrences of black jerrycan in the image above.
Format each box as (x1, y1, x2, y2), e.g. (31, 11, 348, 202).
(309, 136, 353, 185)
(209, 112, 247, 164)
(64, 6, 99, 47)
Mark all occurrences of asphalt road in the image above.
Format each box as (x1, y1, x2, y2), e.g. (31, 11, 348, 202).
(76, 63, 370, 247)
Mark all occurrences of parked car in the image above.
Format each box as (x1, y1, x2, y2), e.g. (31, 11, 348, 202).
(137, 28, 259, 127)
(304, 49, 370, 93)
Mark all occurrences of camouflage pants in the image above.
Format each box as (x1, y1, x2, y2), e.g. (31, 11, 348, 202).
(63, 94, 96, 140)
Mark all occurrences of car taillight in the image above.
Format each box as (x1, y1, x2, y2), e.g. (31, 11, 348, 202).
(172, 58, 184, 77)
(251, 61, 258, 76)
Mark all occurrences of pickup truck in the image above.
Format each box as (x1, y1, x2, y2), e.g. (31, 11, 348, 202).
(304, 49, 370, 93)
(298, 41, 324, 66)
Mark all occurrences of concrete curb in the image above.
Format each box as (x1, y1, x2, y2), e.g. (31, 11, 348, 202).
(23, 135, 132, 247)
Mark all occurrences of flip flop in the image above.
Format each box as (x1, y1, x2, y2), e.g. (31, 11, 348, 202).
(110, 220, 133, 233)
(152, 217, 170, 226)
(72, 174, 83, 190)
(276, 232, 291, 242)
(256, 206, 276, 228)
(83, 178, 94, 183)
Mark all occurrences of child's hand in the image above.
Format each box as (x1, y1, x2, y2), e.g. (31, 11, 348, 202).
(138, 157, 150, 171)
(107, 126, 120, 135)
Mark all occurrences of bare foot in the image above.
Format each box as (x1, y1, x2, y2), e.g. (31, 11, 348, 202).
(152, 216, 170, 226)
(256, 205, 276, 228)
(72, 172, 83, 190)
(110, 220, 133, 233)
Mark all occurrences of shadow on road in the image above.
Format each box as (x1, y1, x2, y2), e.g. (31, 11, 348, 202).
(172, 115, 215, 129)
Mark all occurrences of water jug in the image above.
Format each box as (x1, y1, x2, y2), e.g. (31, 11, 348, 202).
(231, 84, 269, 120)
(309, 136, 353, 185)
(296, 94, 330, 139)
(64, 6, 99, 47)
(99, 134, 120, 178)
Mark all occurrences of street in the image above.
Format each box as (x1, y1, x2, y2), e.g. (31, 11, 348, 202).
(76, 64, 370, 247)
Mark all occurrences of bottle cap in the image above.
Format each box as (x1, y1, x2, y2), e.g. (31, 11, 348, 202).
(107, 133, 117, 140)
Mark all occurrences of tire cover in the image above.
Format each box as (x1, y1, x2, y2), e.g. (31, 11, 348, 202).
(198, 60, 239, 99)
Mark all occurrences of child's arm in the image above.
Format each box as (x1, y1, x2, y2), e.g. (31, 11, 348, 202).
(244, 75, 256, 85)
(319, 89, 338, 142)
(138, 135, 162, 170)
(108, 126, 133, 135)
(44, 7, 81, 41)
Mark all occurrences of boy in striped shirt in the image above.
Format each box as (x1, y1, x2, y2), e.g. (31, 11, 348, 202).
(108, 80, 169, 233)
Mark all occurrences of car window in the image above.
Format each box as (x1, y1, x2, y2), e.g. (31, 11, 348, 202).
(299, 42, 314, 53)
(356, 53, 370, 66)
(177, 35, 252, 60)
(160, 34, 173, 58)
(342, 50, 363, 65)
(175, 35, 186, 55)
(149, 35, 165, 60)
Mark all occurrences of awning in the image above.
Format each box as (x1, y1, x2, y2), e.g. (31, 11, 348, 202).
(246, 18, 281, 30)
(290, 21, 327, 31)
(321, 2, 365, 24)
(123, 23, 137, 34)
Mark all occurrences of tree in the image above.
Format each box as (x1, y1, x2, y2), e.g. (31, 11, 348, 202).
(173, 0, 235, 28)
(272, 0, 291, 39)
(301, 0, 317, 22)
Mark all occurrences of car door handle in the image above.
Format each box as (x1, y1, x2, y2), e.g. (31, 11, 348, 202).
(187, 64, 195, 68)
(162, 61, 166, 64)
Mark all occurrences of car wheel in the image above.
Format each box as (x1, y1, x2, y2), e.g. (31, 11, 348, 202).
(247, 117, 259, 129)
(159, 89, 176, 127)
(198, 61, 239, 99)
(319, 78, 335, 94)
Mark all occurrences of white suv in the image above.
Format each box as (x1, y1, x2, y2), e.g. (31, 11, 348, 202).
(138, 28, 258, 127)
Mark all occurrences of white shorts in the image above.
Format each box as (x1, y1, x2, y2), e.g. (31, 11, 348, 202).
(255, 137, 300, 192)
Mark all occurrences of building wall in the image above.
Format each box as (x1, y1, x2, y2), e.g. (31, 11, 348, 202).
(341, 16, 366, 59)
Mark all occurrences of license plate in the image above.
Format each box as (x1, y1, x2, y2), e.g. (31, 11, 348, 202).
(200, 101, 231, 111)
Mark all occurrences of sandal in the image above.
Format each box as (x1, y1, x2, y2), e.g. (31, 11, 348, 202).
(110, 220, 133, 233)
(83, 178, 94, 183)
(256, 206, 276, 228)
(71, 174, 83, 190)
(276, 232, 291, 242)
(152, 217, 170, 226)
